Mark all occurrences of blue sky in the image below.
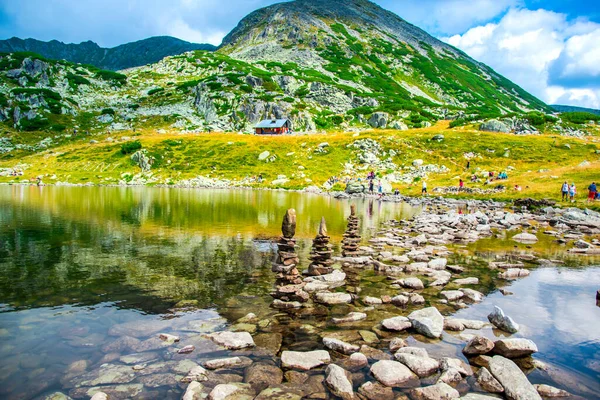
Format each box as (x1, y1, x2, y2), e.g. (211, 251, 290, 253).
(1, 0, 599, 108)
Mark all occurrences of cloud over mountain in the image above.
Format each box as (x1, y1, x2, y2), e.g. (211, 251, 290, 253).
(445, 8, 600, 108)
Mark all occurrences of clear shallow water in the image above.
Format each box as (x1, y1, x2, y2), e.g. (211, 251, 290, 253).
(0, 185, 599, 399)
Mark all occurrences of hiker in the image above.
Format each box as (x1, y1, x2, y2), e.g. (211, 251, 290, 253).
(588, 182, 597, 203)
(459, 179, 464, 191)
(466, 160, 470, 170)
(394, 188, 400, 196)
(561, 181, 569, 201)
(421, 181, 427, 195)
(258, 174, 263, 183)
(377, 180, 383, 197)
(471, 174, 477, 182)
(569, 183, 576, 202)
(369, 179, 374, 194)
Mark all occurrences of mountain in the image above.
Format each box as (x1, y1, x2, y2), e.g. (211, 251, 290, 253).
(1, 0, 570, 137)
(0, 36, 216, 70)
(551, 105, 600, 116)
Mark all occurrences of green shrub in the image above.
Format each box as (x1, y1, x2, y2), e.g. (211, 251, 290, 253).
(12, 88, 62, 101)
(147, 87, 164, 96)
(95, 70, 127, 85)
(101, 108, 115, 115)
(561, 112, 600, 124)
(19, 117, 50, 131)
(121, 140, 142, 155)
(66, 72, 90, 88)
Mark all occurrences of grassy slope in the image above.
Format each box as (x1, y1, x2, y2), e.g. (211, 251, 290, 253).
(1, 121, 599, 206)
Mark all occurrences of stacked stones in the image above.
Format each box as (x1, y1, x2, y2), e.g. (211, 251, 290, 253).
(271, 209, 309, 308)
(342, 205, 363, 257)
(307, 217, 334, 276)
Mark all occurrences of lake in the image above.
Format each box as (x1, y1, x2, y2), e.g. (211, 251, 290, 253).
(0, 185, 598, 399)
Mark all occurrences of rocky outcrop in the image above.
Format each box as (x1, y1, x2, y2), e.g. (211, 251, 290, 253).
(480, 120, 510, 133)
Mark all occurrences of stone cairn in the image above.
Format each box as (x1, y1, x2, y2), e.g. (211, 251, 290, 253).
(341, 204, 363, 257)
(307, 217, 334, 276)
(271, 209, 309, 308)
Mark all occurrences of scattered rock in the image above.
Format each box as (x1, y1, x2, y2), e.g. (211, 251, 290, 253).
(476, 367, 504, 393)
(488, 306, 519, 333)
(493, 338, 538, 358)
(370, 360, 419, 388)
(408, 307, 444, 338)
(206, 331, 255, 350)
(382, 316, 412, 331)
(324, 364, 354, 400)
(488, 356, 541, 400)
(323, 337, 360, 355)
(281, 350, 330, 371)
(463, 336, 495, 355)
(533, 384, 571, 398)
(409, 382, 460, 400)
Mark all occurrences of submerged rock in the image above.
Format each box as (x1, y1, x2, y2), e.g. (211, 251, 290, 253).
(324, 364, 354, 400)
(323, 337, 360, 355)
(332, 312, 366, 324)
(208, 383, 255, 400)
(533, 384, 570, 398)
(244, 363, 283, 393)
(315, 292, 353, 305)
(358, 381, 395, 400)
(281, 350, 330, 371)
(206, 331, 255, 349)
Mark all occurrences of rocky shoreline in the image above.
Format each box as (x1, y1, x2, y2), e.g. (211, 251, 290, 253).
(41, 197, 600, 400)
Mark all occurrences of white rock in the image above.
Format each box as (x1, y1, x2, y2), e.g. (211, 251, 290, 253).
(408, 307, 444, 338)
(428, 258, 448, 270)
(410, 382, 459, 399)
(512, 233, 538, 243)
(281, 350, 330, 370)
(315, 292, 353, 305)
(382, 316, 412, 331)
(323, 337, 360, 355)
(206, 331, 255, 349)
(325, 364, 353, 400)
(370, 360, 419, 388)
(395, 353, 440, 378)
(332, 312, 367, 324)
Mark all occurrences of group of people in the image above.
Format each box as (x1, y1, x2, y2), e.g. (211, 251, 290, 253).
(561, 181, 599, 203)
(367, 171, 384, 197)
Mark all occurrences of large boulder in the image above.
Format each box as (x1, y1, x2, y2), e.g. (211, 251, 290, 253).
(408, 307, 444, 338)
(480, 120, 510, 133)
(488, 356, 542, 400)
(345, 181, 366, 194)
(369, 112, 389, 128)
(512, 233, 538, 243)
(488, 306, 519, 333)
(370, 360, 419, 388)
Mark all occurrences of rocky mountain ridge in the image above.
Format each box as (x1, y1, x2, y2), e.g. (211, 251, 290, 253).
(1, 0, 592, 137)
(0, 36, 216, 70)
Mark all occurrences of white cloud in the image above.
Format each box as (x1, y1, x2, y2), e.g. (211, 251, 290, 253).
(443, 8, 600, 109)
(383, 0, 521, 36)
